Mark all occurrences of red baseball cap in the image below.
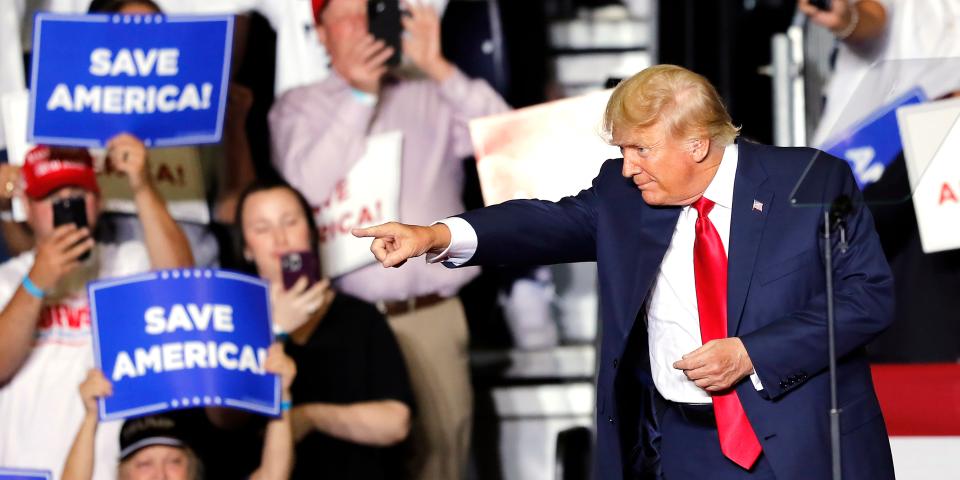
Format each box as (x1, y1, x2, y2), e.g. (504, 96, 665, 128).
(312, 0, 327, 21)
(21, 145, 100, 200)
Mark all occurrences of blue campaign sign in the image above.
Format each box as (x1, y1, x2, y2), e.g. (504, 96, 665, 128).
(0, 468, 52, 480)
(28, 13, 234, 147)
(822, 87, 926, 189)
(88, 269, 278, 421)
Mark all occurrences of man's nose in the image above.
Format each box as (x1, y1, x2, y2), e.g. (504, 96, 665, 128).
(622, 157, 644, 177)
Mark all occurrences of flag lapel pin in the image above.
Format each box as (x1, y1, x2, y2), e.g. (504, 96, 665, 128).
(752, 199, 764, 213)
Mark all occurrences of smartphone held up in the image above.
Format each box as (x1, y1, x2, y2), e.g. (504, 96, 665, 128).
(53, 196, 92, 261)
(281, 251, 321, 290)
(368, 0, 403, 67)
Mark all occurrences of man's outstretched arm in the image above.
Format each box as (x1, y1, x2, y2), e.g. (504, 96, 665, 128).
(353, 160, 619, 270)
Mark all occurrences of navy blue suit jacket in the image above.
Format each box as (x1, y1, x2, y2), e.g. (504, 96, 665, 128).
(457, 141, 895, 479)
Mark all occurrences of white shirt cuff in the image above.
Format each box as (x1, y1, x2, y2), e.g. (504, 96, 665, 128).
(426, 217, 478, 267)
(750, 371, 764, 391)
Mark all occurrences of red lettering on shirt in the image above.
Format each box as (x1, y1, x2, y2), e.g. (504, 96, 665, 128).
(37, 304, 91, 332)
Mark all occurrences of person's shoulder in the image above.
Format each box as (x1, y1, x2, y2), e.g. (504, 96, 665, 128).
(742, 141, 856, 197)
(270, 76, 343, 114)
(0, 249, 35, 285)
(0, 250, 34, 276)
(599, 158, 624, 176)
(743, 140, 850, 176)
(0, 251, 36, 306)
(99, 241, 150, 278)
(593, 157, 630, 190)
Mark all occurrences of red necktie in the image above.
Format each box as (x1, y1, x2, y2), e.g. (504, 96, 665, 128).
(692, 196, 763, 470)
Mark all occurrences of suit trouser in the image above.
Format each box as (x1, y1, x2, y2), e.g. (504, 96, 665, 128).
(387, 297, 472, 480)
(660, 402, 777, 479)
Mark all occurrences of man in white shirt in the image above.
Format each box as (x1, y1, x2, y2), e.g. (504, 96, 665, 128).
(0, 135, 193, 479)
(355, 65, 896, 479)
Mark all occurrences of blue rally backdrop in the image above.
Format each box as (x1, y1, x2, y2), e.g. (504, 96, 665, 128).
(28, 13, 234, 147)
(89, 269, 278, 421)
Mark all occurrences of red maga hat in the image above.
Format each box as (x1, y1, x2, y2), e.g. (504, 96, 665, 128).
(312, 0, 327, 21)
(21, 145, 99, 200)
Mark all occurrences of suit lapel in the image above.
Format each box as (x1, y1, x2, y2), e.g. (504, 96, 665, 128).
(626, 204, 681, 337)
(728, 141, 773, 336)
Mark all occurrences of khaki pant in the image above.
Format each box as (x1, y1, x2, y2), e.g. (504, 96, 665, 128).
(388, 298, 472, 480)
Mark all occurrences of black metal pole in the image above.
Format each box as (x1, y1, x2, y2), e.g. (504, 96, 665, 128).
(823, 211, 842, 480)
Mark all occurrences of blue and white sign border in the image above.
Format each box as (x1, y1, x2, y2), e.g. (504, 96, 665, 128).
(0, 468, 53, 480)
(89, 269, 279, 421)
(27, 13, 234, 148)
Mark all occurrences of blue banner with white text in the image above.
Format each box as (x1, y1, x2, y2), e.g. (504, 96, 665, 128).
(28, 13, 233, 147)
(89, 269, 278, 421)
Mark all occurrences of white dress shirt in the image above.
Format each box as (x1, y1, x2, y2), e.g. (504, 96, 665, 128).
(430, 143, 761, 403)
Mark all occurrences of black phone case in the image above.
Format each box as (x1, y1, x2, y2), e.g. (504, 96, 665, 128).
(368, 0, 402, 67)
(53, 196, 91, 261)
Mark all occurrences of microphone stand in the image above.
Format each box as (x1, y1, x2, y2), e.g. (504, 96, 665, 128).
(823, 195, 852, 480)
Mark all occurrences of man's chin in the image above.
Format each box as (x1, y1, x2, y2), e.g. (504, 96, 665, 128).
(639, 189, 664, 205)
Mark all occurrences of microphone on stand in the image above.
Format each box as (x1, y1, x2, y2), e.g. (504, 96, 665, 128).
(823, 193, 854, 480)
(830, 195, 853, 253)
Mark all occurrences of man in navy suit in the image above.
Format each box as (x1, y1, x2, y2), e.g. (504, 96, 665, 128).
(354, 65, 895, 479)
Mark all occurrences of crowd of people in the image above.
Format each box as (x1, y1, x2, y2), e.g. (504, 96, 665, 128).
(0, 0, 508, 479)
(0, 0, 957, 479)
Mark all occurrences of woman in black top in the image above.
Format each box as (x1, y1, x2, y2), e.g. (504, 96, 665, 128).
(234, 181, 415, 479)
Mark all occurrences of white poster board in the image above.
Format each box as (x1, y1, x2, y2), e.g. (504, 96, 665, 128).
(469, 89, 620, 205)
(315, 131, 402, 278)
(897, 97, 960, 253)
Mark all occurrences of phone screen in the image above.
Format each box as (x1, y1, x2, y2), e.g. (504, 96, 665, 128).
(368, 0, 402, 67)
(52, 196, 91, 261)
(281, 251, 320, 290)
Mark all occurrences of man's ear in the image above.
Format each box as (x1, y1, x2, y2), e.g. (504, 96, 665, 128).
(688, 138, 711, 163)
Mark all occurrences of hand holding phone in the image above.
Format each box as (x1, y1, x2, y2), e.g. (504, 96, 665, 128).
(28, 223, 95, 291)
(399, 0, 454, 81)
(271, 252, 331, 335)
(52, 196, 91, 261)
(799, 0, 855, 35)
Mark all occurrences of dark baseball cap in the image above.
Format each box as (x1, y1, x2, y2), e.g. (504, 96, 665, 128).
(119, 414, 190, 460)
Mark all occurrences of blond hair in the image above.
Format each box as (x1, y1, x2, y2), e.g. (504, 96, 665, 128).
(602, 64, 740, 147)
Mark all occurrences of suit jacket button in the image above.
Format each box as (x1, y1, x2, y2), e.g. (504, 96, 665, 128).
(613, 358, 619, 368)
(608, 416, 615, 424)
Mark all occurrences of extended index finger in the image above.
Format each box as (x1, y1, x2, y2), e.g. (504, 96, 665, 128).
(352, 223, 393, 238)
